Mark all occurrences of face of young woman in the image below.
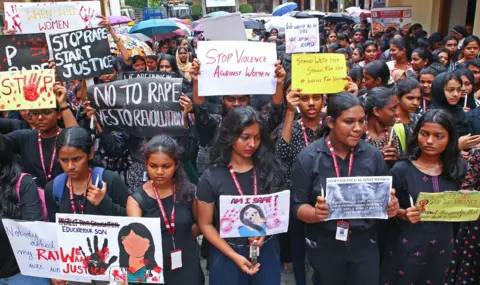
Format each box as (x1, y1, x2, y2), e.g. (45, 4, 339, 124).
(352, 49, 363, 63)
(223, 95, 249, 113)
(419, 74, 435, 95)
(159, 59, 173, 72)
(160, 44, 169, 53)
(364, 45, 377, 63)
(147, 151, 177, 186)
(411, 52, 426, 71)
(445, 40, 458, 55)
(299, 94, 324, 120)
(328, 33, 337, 43)
(122, 230, 150, 258)
(437, 52, 449, 66)
(178, 49, 188, 63)
(375, 96, 399, 127)
(270, 29, 278, 37)
(460, 75, 473, 97)
(30, 109, 59, 132)
(468, 65, 480, 85)
(180, 40, 189, 47)
(363, 71, 379, 90)
(389, 44, 404, 61)
(417, 122, 449, 157)
(330, 105, 365, 148)
(353, 32, 363, 43)
(444, 79, 462, 105)
(399, 88, 421, 113)
(145, 58, 158, 71)
(133, 60, 146, 72)
(58, 146, 91, 180)
(244, 207, 263, 225)
(232, 123, 261, 159)
(464, 41, 480, 60)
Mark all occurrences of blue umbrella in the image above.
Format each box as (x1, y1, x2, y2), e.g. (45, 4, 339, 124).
(272, 2, 297, 16)
(207, 11, 230, 17)
(129, 19, 179, 38)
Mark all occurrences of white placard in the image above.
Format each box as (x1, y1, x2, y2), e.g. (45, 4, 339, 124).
(56, 214, 163, 283)
(206, 0, 235, 7)
(197, 41, 277, 96)
(4, 2, 102, 34)
(285, 18, 320, 53)
(326, 176, 392, 220)
(219, 190, 290, 238)
(200, 12, 247, 41)
(2, 219, 89, 282)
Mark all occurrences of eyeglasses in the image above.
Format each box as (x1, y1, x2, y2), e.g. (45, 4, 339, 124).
(159, 65, 171, 69)
(29, 109, 56, 118)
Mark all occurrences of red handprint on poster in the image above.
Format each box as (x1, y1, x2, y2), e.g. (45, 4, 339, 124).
(23, 72, 42, 102)
(79, 6, 95, 29)
(220, 209, 239, 234)
(5, 5, 22, 33)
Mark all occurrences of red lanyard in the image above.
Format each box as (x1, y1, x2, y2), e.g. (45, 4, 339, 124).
(228, 164, 257, 196)
(423, 98, 427, 111)
(37, 129, 60, 182)
(299, 119, 322, 147)
(152, 182, 176, 237)
(326, 137, 355, 177)
(68, 171, 92, 214)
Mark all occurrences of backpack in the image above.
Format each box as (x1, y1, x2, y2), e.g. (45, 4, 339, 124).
(15, 173, 48, 221)
(393, 123, 407, 152)
(53, 167, 105, 205)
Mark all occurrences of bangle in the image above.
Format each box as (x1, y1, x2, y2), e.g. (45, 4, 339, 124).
(58, 104, 70, 112)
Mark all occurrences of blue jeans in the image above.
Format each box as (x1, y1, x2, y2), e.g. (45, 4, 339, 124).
(209, 236, 281, 285)
(0, 273, 51, 285)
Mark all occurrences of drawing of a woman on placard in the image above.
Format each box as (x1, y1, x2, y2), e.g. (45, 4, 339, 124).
(238, 204, 267, 237)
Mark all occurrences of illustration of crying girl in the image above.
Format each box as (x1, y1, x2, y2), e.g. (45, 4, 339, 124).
(238, 204, 267, 237)
(109, 223, 162, 283)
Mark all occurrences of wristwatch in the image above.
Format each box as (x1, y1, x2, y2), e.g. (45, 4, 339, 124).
(58, 104, 70, 112)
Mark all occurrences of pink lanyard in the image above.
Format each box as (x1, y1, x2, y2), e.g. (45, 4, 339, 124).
(228, 164, 257, 195)
(326, 137, 354, 177)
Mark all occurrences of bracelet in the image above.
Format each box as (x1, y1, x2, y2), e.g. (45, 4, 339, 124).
(58, 104, 70, 111)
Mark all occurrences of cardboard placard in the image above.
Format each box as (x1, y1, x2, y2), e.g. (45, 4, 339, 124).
(0, 33, 49, 72)
(121, 71, 175, 80)
(417, 191, 480, 222)
(285, 18, 320, 53)
(200, 13, 247, 41)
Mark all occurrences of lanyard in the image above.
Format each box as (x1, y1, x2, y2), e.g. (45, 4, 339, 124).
(326, 137, 355, 177)
(299, 119, 322, 147)
(37, 129, 60, 182)
(228, 164, 257, 196)
(152, 182, 177, 237)
(68, 171, 92, 214)
(423, 98, 428, 111)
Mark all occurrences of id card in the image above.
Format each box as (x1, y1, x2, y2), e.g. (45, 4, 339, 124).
(171, 249, 182, 270)
(335, 221, 349, 242)
(249, 246, 260, 264)
(143, 171, 148, 182)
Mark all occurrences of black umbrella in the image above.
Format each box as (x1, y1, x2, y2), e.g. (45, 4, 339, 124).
(323, 13, 354, 25)
(242, 18, 265, 30)
(289, 11, 314, 19)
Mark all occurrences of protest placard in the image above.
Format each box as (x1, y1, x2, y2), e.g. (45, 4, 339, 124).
(56, 214, 163, 283)
(292, 53, 347, 94)
(416, 191, 480, 222)
(0, 34, 49, 71)
(4, 1, 102, 34)
(285, 18, 319, 53)
(371, 7, 412, 34)
(197, 41, 277, 96)
(326, 176, 392, 220)
(218, 190, 290, 238)
(121, 71, 175, 80)
(200, 13, 247, 41)
(2, 220, 90, 282)
(50, 27, 114, 81)
(0, 69, 55, 111)
(87, 77, 184, 138)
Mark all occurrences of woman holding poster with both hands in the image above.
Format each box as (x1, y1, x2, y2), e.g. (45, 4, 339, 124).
(291, 92, 399, 285)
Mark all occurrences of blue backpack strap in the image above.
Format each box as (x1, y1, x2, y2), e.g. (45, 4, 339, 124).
(91, 167, 105, 189)
(53, 173, 68, 204)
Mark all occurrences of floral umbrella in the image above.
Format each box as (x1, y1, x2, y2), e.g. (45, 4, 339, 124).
(108, 34, 153, 56)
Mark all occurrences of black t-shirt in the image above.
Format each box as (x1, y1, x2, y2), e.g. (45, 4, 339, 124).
(6, 130, 63, 189)
(196, 165, 257, 246)
(44, 170, 129, 221)
(0, 175, 43, 278)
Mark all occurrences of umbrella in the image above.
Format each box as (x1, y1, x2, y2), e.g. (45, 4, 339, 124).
(108, 15, 132, 26)
(127, 33, 152, 42)
(345, 7, 371, 17)
(288, 11, 314, 18)
(190, 20, 201, 28)
(323, 13, 354, 25)
(129, 19, 180, 37)
(207, 11, 230, 17)
(193, 23, 203, 32)
(169, 17, 189, 24)
(108, 34, 153, 56)
(175, 22, 193, 36)
(264, 16, 295, 34)
(272, 2, 297, 16)
(242, 18, 264, 29)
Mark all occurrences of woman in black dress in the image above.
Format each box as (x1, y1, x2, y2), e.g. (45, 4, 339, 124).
(381, 109, 466, 284)
(127, 134, 203, 285)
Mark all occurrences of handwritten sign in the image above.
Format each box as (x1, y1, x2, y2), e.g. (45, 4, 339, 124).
(218, 190, 290, 238)
(197, 41, 277, 96)
(0, 69, 55, 111)
(326, 176, 392, 220)
(416, 191, 480, 222)
(292, 53, 347, 94)
(87, 77, 184, 138)
(4, 1, 102, 34)
(285, 18, 319, 53)
(1, 220, 89, 282)
(56, 214, 163, 283)
(50, 27, 114, 81)
(0, 34, 49, 72)
(121, 71, 175, 80)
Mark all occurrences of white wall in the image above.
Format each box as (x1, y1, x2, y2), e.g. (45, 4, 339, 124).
(448, 0, 468, 29)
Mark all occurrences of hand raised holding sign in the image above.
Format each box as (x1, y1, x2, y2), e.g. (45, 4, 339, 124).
(54, 84, 68, 107)
(190, 59, 200, 81)
(3, 20, 16, 35)
(343, 76, 359, 96)
(274, 61, 286, 84)
(286, 88, 302, 112)
(97, 15, 113, 33)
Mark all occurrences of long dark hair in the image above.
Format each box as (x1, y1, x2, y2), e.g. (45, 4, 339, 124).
(239, 204, 266, 235)
(56, 127, 93, 155)
(317, 92, 362, 138)
(365, 60, 391, 87)
(118, 223, 157, 270)
(364, 87, 395, 117)
(209, 106, 285, 194)
(142, 134, 191, 201)
(406, 109, 464, 181)
(159, 53, 181, 78)
(0, 136, 21, 218)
